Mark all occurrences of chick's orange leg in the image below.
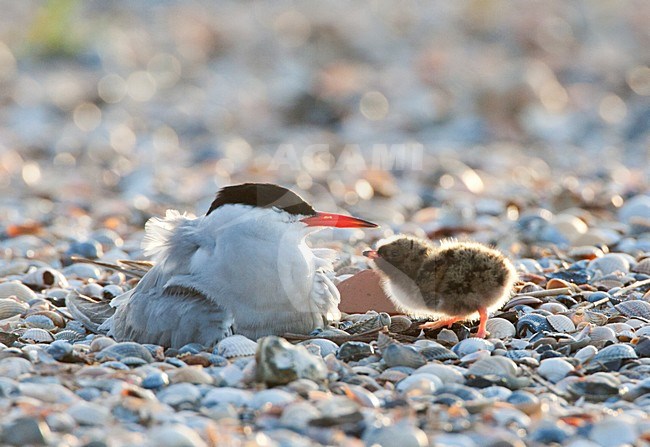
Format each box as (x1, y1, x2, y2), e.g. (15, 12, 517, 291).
(419, 316, 462, 330)
(475, 307, 488, 338)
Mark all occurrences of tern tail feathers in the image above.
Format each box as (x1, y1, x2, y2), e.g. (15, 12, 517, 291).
(65, 291, 116, 333)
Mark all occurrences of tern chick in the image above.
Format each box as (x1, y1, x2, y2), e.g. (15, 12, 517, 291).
(364, 236, 516, 338)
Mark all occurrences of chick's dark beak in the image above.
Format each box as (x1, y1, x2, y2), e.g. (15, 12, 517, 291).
(301, 212, 378, 228)
(363, 249, 379, 259)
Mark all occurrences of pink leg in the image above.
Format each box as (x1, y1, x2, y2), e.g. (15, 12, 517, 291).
(475, 307, 488, 338)
(419, 316, 463, 330)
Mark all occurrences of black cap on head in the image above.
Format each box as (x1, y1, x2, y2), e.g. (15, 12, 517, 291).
(206, 183, 317, 217)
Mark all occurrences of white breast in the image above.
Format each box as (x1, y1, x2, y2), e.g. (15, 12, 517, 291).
(194, 206, 334, 337)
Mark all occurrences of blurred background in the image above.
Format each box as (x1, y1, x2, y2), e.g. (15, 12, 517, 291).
(0, 1, 648, 241)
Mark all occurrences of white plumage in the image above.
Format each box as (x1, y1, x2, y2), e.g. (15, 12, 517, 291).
(101, 204, 343, 348)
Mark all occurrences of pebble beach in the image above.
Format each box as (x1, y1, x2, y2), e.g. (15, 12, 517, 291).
(1, 2, 650, 446)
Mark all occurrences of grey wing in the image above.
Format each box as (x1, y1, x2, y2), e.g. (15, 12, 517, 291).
(109, 285, 233, 349)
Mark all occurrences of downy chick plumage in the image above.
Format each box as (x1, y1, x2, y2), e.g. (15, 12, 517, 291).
(365, 236, 516, 338)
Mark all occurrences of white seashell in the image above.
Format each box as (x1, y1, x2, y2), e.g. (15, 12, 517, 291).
(617, 330, 636, 341)
(568, 246, 604, 260)
(0, 281, 38, 302)
(505, 349, 535, 363)
(298, 338, 338, 357)
(54, 330, 84, 342)
(575, 310, 608, 326)
(377, 368, 409, 383)
(592, 344, 637, 363)
(216, 335, 258, 358)
(588, 253, 630, 276)
(546, 314, 576, 333)
(45, 288, 69, 300)
(0, 259, 30, 277)
(466, 356, 519, 379)
(538, 358, 575, 383)
(0, 357, 34, 379)
(79, 282, 103, 298)
(382, 343, 427, 368)
(0, 298, 29, 319)
(485, 318, 516, 339)
(22, 267, 69, 289)
(574, 345, 598, 364)
(634, 326, 650, 337)
(389, 315, 413, 333)
(169, 366, 214, 385)
(538, 302, 568, 314)
(396, 373, 442, 396)
(413, 364, 465, 384)
(24, 314, 55, 330)
(592, 278, 623, 290)
(96, 342, 154, 362)
(90, 336, 117, 352)
(413, 339, 445, 350)
(587, 326, 616, 343)
(65, 320, 87, 335)
(62, 263, 101, 280)
(625, 318, 646, 330)
(437, 328, 459, 344)
(615, 300, 650, 319)
(452, 338, 495, 357)
(459, 350, 491, 364)
(345, 312, 391, 334)
(21, 328, 54, 343)
(342, 384, 381, 408)
(30, 310, 65, 328)
(605, 322, 635, 335)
